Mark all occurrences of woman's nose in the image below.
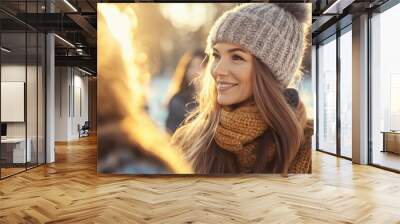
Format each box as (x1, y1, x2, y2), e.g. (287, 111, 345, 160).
(212, 58, 229, 78)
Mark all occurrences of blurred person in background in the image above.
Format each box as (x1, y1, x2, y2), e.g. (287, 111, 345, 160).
(171, 3, 313, 175)
(165, 49, 207, 133)
(97, 4, 191, 174)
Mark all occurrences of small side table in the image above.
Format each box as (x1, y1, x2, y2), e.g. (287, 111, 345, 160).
(381, 131, 400, 154)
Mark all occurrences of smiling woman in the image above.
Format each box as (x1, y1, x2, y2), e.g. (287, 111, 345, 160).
(171, 3, 313, 175)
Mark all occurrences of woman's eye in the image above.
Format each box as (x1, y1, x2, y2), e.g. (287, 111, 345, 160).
(232, 54, 244, 61)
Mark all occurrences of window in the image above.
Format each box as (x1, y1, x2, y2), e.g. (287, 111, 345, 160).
(317, 36, 337, 154)
(371, 2, 400, 171)
(339, 28, 352, 158)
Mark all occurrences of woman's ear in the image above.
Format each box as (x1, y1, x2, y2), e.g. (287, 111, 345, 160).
(283, 88, 299, 109)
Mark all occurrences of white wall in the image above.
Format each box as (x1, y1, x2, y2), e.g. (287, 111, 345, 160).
(54, 67, 89, 141)
(74, 72, 89, 137)
(55, 66, 69, 141)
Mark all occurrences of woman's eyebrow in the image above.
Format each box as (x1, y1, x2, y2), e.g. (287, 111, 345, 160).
(227, 48, 247, 53)
(212, 47, 246, 54)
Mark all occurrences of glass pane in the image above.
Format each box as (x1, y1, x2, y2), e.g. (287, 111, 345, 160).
(27, 31, 38, 169)
(1, 31, 27, 177)
(340, 29, 352, 158)
(311, 45, 317, 151)
(38, 32, 45, 165)
(371, 3, 400, 171)
(26, 0, 39, 169)
(318, 37, 337, 154)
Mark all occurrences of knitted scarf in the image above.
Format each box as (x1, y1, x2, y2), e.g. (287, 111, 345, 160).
(214, 101, 308, 173)
(214, 103, 268, 172)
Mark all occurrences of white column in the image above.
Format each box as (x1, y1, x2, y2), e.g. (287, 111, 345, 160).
(352, 14, 369, 164)
(46, 1, 55, 163)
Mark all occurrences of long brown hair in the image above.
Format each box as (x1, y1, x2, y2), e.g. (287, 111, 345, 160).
(171, 56, 305, 175)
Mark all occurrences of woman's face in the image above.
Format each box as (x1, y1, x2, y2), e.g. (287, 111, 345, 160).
(210, 43, 254, 106)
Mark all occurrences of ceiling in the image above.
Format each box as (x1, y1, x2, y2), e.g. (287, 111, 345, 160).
(0, 0, 97, 74)
(312, 0, 391, 44)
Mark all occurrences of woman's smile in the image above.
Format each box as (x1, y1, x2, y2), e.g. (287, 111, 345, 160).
(217, 81, 238, 91)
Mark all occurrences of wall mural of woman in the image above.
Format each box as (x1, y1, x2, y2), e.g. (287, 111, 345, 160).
(97, 3, 312, 175)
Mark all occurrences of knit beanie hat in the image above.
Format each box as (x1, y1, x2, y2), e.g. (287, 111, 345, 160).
(206, 3, 310, 87)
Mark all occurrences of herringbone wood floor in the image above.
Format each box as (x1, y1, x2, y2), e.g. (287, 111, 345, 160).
(0, 135, 399, 224)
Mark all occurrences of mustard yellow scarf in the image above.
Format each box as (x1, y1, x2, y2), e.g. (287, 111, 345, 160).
(214, 103, 268, 172)
(214, 101, 308, 173)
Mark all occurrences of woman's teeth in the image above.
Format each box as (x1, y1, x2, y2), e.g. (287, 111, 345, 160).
(217, 83, 237, 91)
